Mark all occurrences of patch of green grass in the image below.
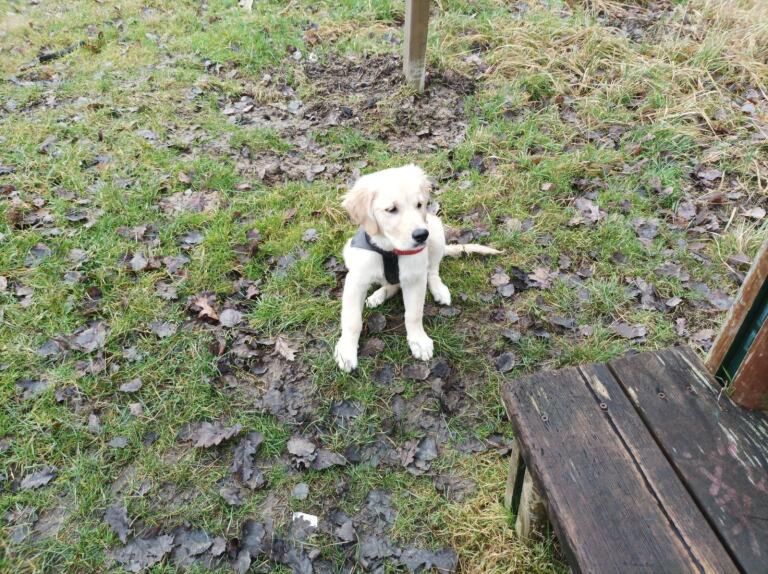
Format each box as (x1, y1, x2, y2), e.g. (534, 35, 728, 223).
(1, 0, 766, 571)
(229, 127, 293, 154)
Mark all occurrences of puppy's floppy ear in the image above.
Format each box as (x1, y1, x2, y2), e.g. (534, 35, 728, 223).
(342, 181, 379, 236)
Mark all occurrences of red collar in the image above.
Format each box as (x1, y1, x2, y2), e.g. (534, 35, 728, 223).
(394, 246, 426, 256)
(355, 230, 426, 256)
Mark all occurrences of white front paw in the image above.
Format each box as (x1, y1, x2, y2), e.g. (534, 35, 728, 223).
(366, 289, 387, 309)
(408, 335, 434, 361)
(431, 283, 451, 306)
(334, 340, 358, 372)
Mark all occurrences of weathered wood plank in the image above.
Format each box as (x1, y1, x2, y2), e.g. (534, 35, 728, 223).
(502, 367, 734, 573)
(580, 363, 740, 573)
(732, 320, 768, 409)
(706, 240, 768, 375)
(403, 0, 430, 91)
(610, 347, 768, 573)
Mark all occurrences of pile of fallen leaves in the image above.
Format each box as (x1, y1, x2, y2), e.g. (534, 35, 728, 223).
(104, 492, 459, 573)
(97, 405, 477, 573)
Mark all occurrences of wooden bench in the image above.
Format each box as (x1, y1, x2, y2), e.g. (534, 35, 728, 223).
(502, 347, 768, 572)
(501, 242, 768, 573)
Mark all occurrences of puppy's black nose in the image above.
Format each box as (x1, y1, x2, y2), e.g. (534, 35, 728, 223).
(412, 228, 429, 243)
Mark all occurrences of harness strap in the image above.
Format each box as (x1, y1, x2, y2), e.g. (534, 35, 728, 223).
(349, 228, 410, 285)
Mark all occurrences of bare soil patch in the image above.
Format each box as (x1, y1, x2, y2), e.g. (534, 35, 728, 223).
(224, 54, 475, 184)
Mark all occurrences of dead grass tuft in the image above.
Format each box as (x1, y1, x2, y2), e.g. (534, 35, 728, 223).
(436, 455, 564, 574)
(699, 0, 768, 58)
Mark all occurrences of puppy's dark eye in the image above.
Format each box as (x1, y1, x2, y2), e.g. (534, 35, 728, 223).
(386, 206, 398, 214)
(417, 202, 423, 209)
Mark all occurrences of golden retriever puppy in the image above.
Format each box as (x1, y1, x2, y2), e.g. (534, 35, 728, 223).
(334, 164, 501, 372)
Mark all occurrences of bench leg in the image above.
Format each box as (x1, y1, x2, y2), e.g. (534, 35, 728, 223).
(505, 439, 523, 510)
(515, 471, 547, 539)
(504, 438, 549, 538)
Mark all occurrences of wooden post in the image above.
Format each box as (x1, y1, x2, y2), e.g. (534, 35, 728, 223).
(403, 0, 430, 92)
(730, 321, 768, 409)
(706, 239, 768, 410)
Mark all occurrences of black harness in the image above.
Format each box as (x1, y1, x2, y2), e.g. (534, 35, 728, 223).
(350, 227, 401, 285)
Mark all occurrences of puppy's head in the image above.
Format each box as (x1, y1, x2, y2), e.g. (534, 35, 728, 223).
(342, 164, 431, 251)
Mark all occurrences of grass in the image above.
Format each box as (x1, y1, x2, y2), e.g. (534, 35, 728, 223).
(1, 0, 766, 572)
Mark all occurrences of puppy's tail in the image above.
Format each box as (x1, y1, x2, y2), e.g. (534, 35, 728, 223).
(444, 244, 504, 257)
